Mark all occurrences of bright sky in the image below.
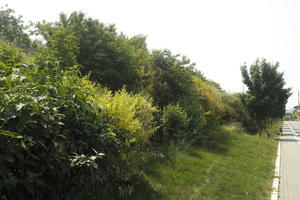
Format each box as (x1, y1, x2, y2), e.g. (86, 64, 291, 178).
(2, 0, 300, 109)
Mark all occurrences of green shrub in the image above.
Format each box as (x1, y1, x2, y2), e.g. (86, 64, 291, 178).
(153, 104, 190, 144)
(192, 76, 225, 130)
(242, 117, 260, 134)
(0, 39, 24, 66)
(180, 98, 206, 144)
(78, 81, 159, 188)
(91, 86, 158, 147)
(0, 62, 133, 199)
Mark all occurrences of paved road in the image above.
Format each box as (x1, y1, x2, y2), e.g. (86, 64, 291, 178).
(279, 121, 300, 199)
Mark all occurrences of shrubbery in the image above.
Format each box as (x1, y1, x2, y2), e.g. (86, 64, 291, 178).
(0, 7, 288, 199)
(0, 33, 255, 200)
(152, 104, 190, 144)
(91, 86, 158, 146)
(0, 42, 244, 199)
(0, 62, 157, 199)
(0, 39, 24, 66)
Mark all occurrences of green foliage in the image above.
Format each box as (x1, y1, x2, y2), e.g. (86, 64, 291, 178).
(0, 39, 24, 65)
(241, 59, 292, 125)
(35, 23, 79, 67)
(221, 93, 248, 122)
(143, 50, 196, 107)
(0, 6, 31, 49)
(192, 76, 224, 129)
(35, 12, 147, 92)
(181, 99, 206, 143)
(84, 82, 158, 146)
(0, 62, 136, 199)
(0, 7, 281, 199)
(140, 50, 211, 143)
(154, 104, 190, 143)
(33, 11, 248, 141)
(237, 93, 260, 133)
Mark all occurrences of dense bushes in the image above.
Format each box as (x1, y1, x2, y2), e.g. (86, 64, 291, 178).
(0, 39, 24, 66)
(152, 104, 190, 144)
(0, 62, 158, 199)
(0, 44, 246, 199)
(91, 87, 158, 146)
(0, 7, 286, 199)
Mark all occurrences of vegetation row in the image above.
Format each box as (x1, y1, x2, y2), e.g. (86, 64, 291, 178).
(0, 6, 291, 199)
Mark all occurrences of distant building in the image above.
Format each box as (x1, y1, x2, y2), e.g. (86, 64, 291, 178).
(294, 105, 300, 120)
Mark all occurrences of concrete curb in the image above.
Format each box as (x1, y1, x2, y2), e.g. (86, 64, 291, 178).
(271, 136, 281, 200)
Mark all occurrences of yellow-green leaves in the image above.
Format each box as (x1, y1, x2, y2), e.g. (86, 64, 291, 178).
(92, 87, 158, 145)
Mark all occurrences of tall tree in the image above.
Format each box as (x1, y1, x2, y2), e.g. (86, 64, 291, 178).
(35, 22, 79, 67)
(143, 50, 196, 107)
(35, 12, 148, 92)
(0, 5, 31, 49)
(241, 59, 292, 125)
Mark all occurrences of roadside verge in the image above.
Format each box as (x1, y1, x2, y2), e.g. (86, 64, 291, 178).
(271, 137, 281, 200)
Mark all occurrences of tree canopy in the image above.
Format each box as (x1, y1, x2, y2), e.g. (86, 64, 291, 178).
(0, 5, 31, 49)
(36, 12, 147, 92)
(241, 59, 292, 124)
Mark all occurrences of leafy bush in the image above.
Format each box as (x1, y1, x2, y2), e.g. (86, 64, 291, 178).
(153, 104, 190, 144)
(221, 93, 249, 123)
(80, 80, 158, 147)
(0, 7, 281, 200)
(78, 81, 159, 185)
(0, 39, 24, 66)
(0, 62, 135, 199)
(143, 50, 197, 108)
(192, 76, 225, 130)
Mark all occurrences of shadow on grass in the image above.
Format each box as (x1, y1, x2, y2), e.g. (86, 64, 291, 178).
(203, 141, 229, 154)
(184, 147, 203, 158)
(126, 175, 162, 200)
(199, 132, 232, 155)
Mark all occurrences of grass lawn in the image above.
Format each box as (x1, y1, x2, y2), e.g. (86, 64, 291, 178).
(129, 124, 279, 200)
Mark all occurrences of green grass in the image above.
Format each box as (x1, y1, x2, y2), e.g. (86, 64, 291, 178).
(129, 125, 278, 200)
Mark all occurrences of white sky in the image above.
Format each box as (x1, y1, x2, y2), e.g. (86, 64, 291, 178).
(2, 0, 300, 109)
